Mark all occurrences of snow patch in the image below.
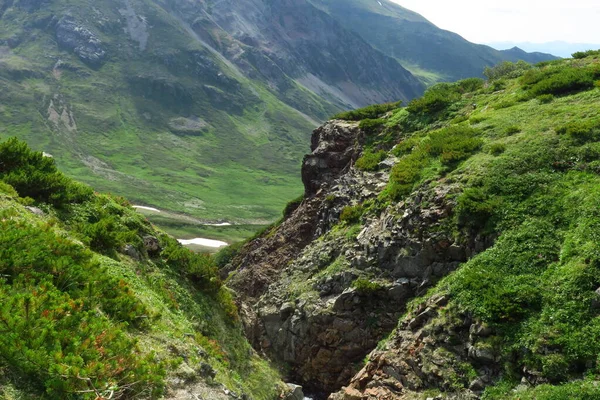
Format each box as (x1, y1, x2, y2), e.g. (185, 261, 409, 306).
(178, 238, 228, 248)
(133, 205, 161, 212)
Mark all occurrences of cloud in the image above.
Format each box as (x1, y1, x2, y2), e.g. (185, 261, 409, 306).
(390, 0, 600, 44)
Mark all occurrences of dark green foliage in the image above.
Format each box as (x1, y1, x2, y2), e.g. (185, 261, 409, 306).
(283, 195, 304, 218)
(455, 187, 500, 231)
(537, 94, 555, 104)
(505, 126, 521, 135)
(340, 203, 365, 224)
(556, 120, 600, 144)
(484, 60, 532, 81)
(0, 215, 164, 398)
(406, 83, 462, 116)
(0, 138, 93, 207)
(455, 77, 485, 93)
(352, 278, 384, 294)
(358, 118, 385, 134)
(214, 241, 245, 268)
(355, 149, 387, 171)
(426, 126, 483, 166)
(488, 143, 506, 156)
(161, 240, 221, 291)
(572, 49, 600, 59)
(333, 102, 401, 121)
(521, 64, 600, 98)
(387, 126, 481, 199)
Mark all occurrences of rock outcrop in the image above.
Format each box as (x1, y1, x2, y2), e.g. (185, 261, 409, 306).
(56, 16, 106, 67)
(226, 120, 494, 397)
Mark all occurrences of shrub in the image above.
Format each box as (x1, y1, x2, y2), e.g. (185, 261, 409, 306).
(556, 120, 600, 144)
(359, 118, 385, 135)
(494, 99, 516, 109)
(426, 126, 483, 166)
(355, 149, 387, 171)
(407, 83, 461, 116)
(529, 68, 595, 97)
(214, 241, 245, 268)
(283, 195, 304, 218)
(537, 94, 555, 104)
(484, 60, 532, 81)
(333, 102, 402, 121)
(352, 277, 384, 294)
(488, 143, 506, 156)
(340, 203, 365, 224)
(456, 77, 485, 93)
(455, 187, 500, 230)
(0, 217, 164, 397)
(572, 49, 600, 59)
(505, 125, 521, 135)
(161, 240, 221, 291)
(0, 138, 93, 207)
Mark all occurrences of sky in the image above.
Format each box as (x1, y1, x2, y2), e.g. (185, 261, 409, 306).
(391, 0, 600, 45)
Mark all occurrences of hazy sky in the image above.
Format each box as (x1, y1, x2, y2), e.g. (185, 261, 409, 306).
(391, 0, 600, 44)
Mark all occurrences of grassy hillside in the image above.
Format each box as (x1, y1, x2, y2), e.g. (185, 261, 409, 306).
(0, 138, 283, 399)
(338, 50, 600, 396)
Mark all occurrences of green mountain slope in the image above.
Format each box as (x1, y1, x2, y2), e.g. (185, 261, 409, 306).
(0, 137, 283, 399)
(222, 53, 600, 397)
(0, 0, 425, 233)
(309, 0, 558, 84)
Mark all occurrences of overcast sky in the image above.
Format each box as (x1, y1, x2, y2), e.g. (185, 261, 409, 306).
(391, 0, 600, 44)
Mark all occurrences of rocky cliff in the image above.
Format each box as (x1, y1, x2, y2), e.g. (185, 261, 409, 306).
(225, 54, 600, 399)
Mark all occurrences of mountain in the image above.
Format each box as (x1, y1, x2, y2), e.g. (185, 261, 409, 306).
(308, 0, 558, 84)
(223, 52, 600, 398)
(490, 41, 600, 58)
(0, 0, 555, 238)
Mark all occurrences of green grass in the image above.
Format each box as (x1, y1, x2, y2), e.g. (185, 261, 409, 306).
(344, 56, 600, 396)
(0, 138, 283, 399)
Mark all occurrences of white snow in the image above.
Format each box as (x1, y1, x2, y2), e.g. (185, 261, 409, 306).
(178, 238, 228, 248)
(133, 205, 161, 212)
(378, 1, 383, 5)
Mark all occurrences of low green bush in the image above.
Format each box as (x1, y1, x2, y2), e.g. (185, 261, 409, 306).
(572, 49, 600, 59)
(0, 215, 164, 397)
(352, 278, 384, 294)
(355, 149, 387, 171)
(283, 195, 304, 218)
(333, 102, 401, 121)
(488, 143, 506, 156)
(426, 126, 482, 166)
(455, 187, 500, 231)
(161, 240, 221, 291)
(340, 203, 365, 224)
(359, 118, 385, 135)
(484, 60, 532, 81)
(0, 138, 93, 207)
(556, 120, 600, 144)
(505, 125, 521, 135)
(537, 94, 555, 104)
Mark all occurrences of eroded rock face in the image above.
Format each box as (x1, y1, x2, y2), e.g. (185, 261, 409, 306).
(56, 16, 106, 67)
(226, 120, 495, 397)
(328, 294, 502, 400)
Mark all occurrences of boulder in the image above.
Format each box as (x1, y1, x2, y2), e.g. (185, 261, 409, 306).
(285, 383, 304, 400)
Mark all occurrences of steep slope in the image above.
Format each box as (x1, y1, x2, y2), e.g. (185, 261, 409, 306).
(0, 138, 285, 399)
(309, 0, 558, 84)
(0, 0, 423, 229)
(223, 54, 600, 398)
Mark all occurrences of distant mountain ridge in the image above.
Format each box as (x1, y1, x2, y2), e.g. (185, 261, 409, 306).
(0, 0, 557, 228)
(309, 0, 558, 83)
(489, 41, 600, 58)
